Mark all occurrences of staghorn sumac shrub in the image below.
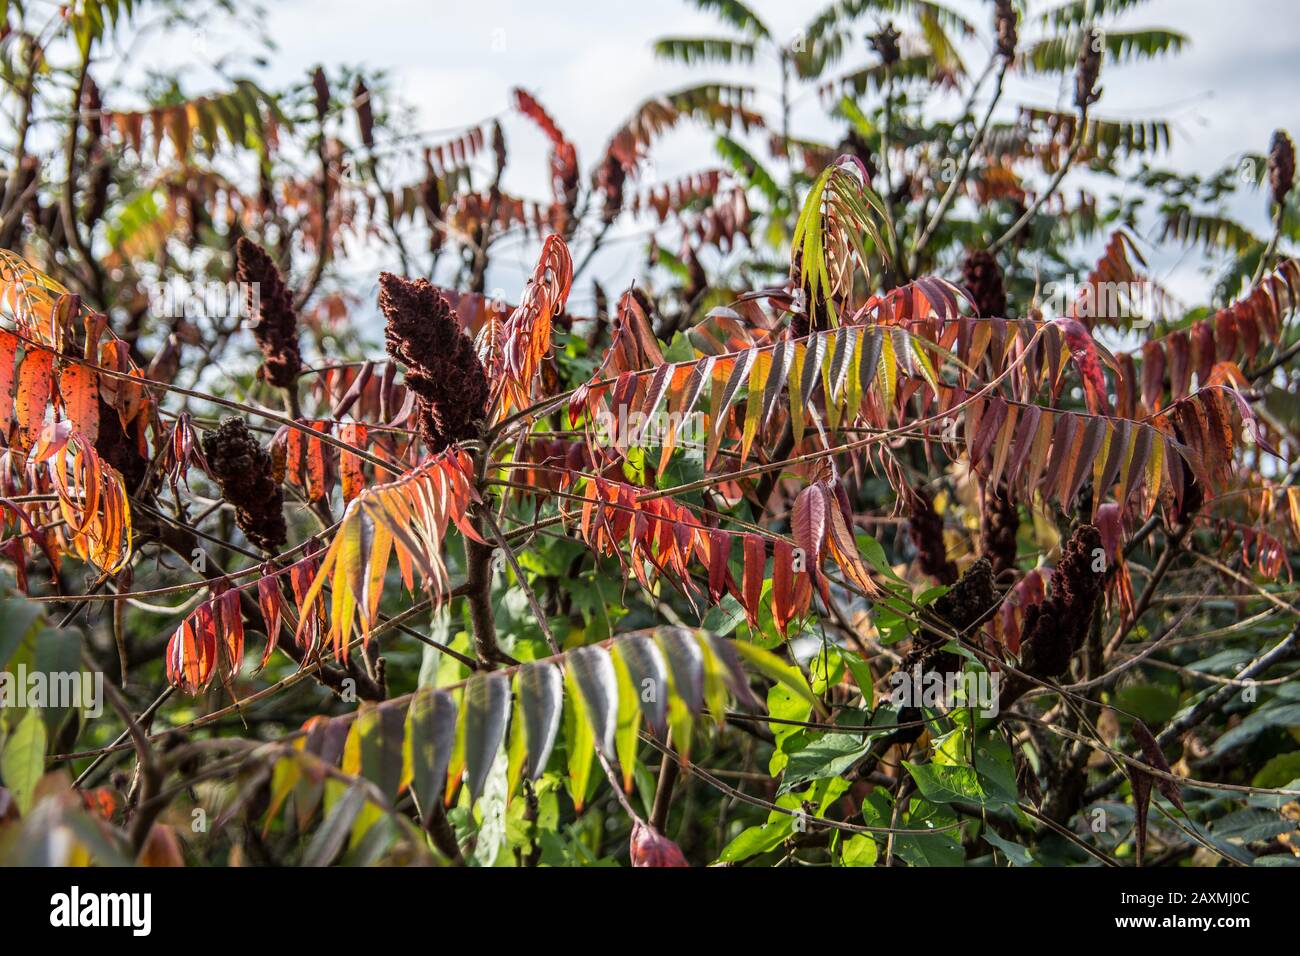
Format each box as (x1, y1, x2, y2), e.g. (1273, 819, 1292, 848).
(0, 0, 1295, 873)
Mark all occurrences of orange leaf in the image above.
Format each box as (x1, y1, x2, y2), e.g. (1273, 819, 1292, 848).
(217, 588, 244, 679)
(825, 500, 878, 597)
(257, 566, 283, 669)
(0, 329, 17, 433)
(306, 421, 329, 502)
(489, 234, 573, 419)
(59, 363, 100, 444)
(340, 423, 369, 503)
(15, 347, 54, 448)
(286, 425, 305, 488)
(741, 534, 766, 629)
(772, 540, 795, 638)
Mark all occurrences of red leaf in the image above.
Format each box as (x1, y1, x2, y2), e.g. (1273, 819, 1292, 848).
(1132, 717, 1183, 810)
(1167, 330, 1191, 401)
(1129, 761, 1152, 867)
(2, 537, 29, 594)
(970, 395, 1008, 466)
(1236, 301, 1261, 362)
(218, 588, 244, 679)
(1000, 568, 1048, 655)
(1140, 340, 1165, 413)
(791, 485, 826, 571)
(168, 607, 218, 694)
(1213, 310, 1238, 362)
(792, 484, 830, 607)
(707, 528, 731, 604)
(194, 601, 218, 688)
(1191, 320, 1215, 386)
(290, 553, 324, 657)
(825, 498, 878, 596)
(1127, 717, 1183, 867)
(257, 566, 283, 669)
(1056, 318, 1111, 416)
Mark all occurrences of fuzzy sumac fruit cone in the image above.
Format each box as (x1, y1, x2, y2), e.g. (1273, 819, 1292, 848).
(378, 272, 490, 453)
(202, 416, 288, 553)
(961, 249, 1007, 319)
(234, 237, 303, 390)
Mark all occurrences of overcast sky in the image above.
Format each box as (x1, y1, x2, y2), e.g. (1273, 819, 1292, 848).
(134, 0, 1299, 314)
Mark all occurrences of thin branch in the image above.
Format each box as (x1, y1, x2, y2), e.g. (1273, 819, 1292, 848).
(988, 105, 1090, 254)
(481, 507, 560, 655)
(911, 57, 1009, 268)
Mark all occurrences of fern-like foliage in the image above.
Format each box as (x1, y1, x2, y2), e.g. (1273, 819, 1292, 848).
(792, 156, 888, 326)
(1161, 207, 1261, 254)
(1023, 28, 1188, 73)
(653, 36, 757, 65)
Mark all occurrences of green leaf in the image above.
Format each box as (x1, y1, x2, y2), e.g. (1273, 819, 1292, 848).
(695, 631, 733, 726)
(732, 639, 826, 717)
(1114, 683, 1181, 725)
(691, 0, 770, 38)
(405, 688, 457, 824)
(905, 759, 1011, 808)
(809, 644, 844, 696)
(1252, 751, 1300, 790)
(263, 755, 301, 831)
(463, 675, 511, 803)
(780, 710, 871, 793)
(563, 670, 599, 811)
(855, 533, 906, 584)
(0, 598, 42, 668)
(1025, 29, 1187, 74)
(516, 663, 564, 779)
(472, 741, 510, 867)
(843, 652, 874, 708)
(840, 833, 878, 867)
(302, 782, 366, 866)
(657, 628, 706, 754)
(836, 96, 875, 139)
(971, 734, 1019, 805)
(29, 626, 84, 735)
(982, 830, 1037, 866)
(1249, 777, 1300, 812)
(767, 681, 812, 772)
(654, 36, 757, 66)
(357, 702, 404, 801)
(609, 649, 643, 790)
(892, 799, 965, 867)
(341, 812, 399, 867)
(566, 645, 619, 756)
(718, 816, 792, 863)
(780, 707, 901, 793)
(715, 134, 782, 206)
(700, 594, 746, 635)
(0, 708, 46, 815)
(506, 698, 528, 799)
(613, 634, 669, 736)
(1210, 702, 1300, 756)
